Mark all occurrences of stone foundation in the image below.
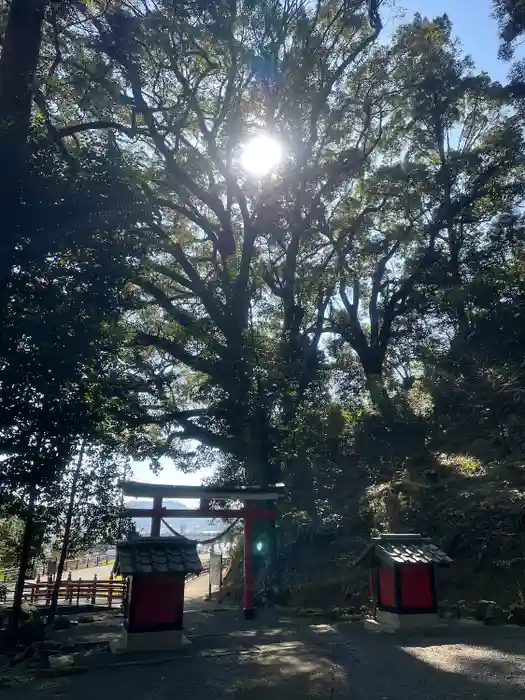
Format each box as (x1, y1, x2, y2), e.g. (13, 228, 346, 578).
(365, 610, 444, 633)
(110, 629, 191, 653)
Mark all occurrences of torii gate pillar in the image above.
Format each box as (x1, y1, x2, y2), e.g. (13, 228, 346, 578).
(243, 502, 255, 619)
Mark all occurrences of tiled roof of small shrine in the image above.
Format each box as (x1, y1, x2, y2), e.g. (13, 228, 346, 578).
(377, 540, 452, 565)
(354, 534, 452, 567)
(115, 536, 203, 577)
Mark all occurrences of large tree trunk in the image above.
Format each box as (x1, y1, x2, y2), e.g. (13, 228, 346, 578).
(365, 372, 397, 419)
(0, 0, 46, 318)
(10, 483, 37, 638)
(46, 441, 86, 625)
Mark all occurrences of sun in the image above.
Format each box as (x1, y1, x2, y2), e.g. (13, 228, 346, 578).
(240, 134, 282, 176)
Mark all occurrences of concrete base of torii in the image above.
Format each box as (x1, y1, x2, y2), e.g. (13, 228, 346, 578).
(110, 629, 191, 653)
(364, 610, 444, 634)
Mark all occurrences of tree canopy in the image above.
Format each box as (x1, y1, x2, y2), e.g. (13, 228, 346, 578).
(493, 0, 525, 58)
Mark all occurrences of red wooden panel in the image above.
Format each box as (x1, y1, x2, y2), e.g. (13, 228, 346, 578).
(399, 564, 433, 609)
(130, 575, 184, 627)
(378, 568, 396, 607)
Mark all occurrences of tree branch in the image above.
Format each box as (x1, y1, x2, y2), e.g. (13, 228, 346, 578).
(33, 90, 75, 165)
(154, 196, 221, 246)
(136, 331, 225, 382)
(369, 241, 400, 345)
(175, 417, 246, 457)
(57, 120, 138, 138)
(136, 277, 228, 359)
(133, 407, 217, 425)
(168, 57, 250, 236)
(80, 5, 232, 238)
(168, 243, 229, 333)
(338, 278, 370, 360)
(145, 220, 228, 334)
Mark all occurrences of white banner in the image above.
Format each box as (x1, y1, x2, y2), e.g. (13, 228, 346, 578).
(209, 552, 222, 588)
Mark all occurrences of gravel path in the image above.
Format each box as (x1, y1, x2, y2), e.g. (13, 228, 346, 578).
(6, 615, 525, 699)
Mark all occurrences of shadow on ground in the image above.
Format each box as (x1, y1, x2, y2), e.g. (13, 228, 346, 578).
(6, 609, 525, 699)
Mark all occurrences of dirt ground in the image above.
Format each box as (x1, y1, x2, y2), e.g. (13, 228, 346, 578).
(4, 606, 525, 700)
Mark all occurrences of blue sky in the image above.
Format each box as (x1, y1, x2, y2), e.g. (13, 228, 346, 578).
(132, 0, 513, 491)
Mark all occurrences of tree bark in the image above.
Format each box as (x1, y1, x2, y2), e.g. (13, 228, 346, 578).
(10, 482, 37, 639)
(46, 440, 86, 625)
(0, 0, 46, 319)
(365, 372, 397, 419)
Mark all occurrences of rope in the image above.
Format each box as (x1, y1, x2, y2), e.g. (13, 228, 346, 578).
(197, 519, 241, 545)
(161, 517, 241, 545)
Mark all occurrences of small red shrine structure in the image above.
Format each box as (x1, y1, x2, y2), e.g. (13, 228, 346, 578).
(119, 481, 284, 622)
(354, 533, 452, 632)
(112, 535, 202, 652)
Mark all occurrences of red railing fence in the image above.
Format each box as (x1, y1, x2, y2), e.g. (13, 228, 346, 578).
(23, 572, 125, 607)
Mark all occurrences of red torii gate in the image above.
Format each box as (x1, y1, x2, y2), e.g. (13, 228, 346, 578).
(120, 481, 284, 619)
